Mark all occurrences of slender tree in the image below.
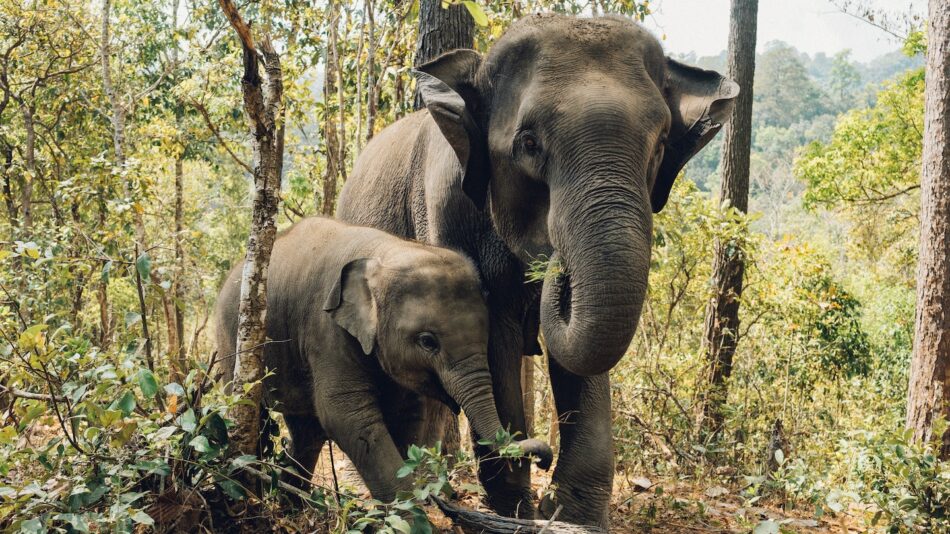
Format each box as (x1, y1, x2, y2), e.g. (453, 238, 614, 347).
(412, 0, 474, 109)
(907, 0, 950, 457)
(322, 1, 343, 216)
(218, 0, 285, 458)
(701, 0, 758, 436)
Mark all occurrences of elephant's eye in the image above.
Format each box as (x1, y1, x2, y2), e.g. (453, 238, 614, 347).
(416, 332, 440, 353)
(518, 130, 541, 156)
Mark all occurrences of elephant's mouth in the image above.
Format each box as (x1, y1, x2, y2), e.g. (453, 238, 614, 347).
(547, 254, 572, 323)
(421, 373, 461, 415)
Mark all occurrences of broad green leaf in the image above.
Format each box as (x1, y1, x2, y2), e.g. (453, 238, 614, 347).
(111, 421, 138, 447)
(114, 391, 136, 416)
(138, 369, 158, 398)
(410, 508, 433, 534)
(18, 324, 47, 352)
(164, 382, 185, 396)
(386, 514, 412, 534)
(189, 435, 211, 453)
(101, 260, 112, 283)
(131, 510, 154, 526)
(396, 464, 414, 478)
(136, 253, 152, 279)
(178, 408, 197, 433)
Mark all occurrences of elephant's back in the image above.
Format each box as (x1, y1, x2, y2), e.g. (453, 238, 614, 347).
(212, 217, 360, 408)
(338, 111, 432, 240)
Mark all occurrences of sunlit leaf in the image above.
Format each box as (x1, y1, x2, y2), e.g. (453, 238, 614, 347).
(461, 1, 488, 26)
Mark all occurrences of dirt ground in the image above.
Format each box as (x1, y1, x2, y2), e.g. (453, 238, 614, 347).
(309, 449, 870, 534)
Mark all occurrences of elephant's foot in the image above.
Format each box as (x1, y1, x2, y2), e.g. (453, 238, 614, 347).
(539, 481, 610, 529)
(479, 459, 537, 519)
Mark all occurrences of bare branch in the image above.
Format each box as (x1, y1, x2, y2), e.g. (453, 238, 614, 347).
(191, 100, 253, 174)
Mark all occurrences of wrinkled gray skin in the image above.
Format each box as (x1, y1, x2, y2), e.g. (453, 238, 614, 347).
(337, 14, 737, 527)
(214, 217, 552, 502)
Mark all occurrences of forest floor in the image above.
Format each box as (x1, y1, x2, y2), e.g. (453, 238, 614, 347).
(308, 452, 870, 534)
(15, 419, 870, 533)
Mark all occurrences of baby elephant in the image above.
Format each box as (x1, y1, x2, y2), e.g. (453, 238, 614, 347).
(214, 217, 551, 501)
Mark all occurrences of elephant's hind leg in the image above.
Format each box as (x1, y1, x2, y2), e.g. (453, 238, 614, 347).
(283, 414, 326, 490)
(540, 357, 613, 529)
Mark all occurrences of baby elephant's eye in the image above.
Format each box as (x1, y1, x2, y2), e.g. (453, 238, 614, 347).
(416, 332, 440, 353)
(518, 130, 541, 156)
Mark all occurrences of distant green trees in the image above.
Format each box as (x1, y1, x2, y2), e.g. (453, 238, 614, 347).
(754, 42, 829, 128)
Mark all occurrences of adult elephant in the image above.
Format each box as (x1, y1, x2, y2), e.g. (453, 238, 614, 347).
(337, 14, 737, 527)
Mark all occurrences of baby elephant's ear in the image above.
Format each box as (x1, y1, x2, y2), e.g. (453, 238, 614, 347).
(323, 258, 380, 355)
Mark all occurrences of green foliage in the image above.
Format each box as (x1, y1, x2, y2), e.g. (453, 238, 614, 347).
(797, 69, 924, 279)
(798, 69, 924, 210)
(853, 423, 950, 533)
(754, 42, 829, 129)
(0, 0, 933, 531)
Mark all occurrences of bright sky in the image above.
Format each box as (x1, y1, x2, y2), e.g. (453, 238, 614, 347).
(642, 0, 926, 62)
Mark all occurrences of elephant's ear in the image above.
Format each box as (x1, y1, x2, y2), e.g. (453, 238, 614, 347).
(653, 58, 740, 213)
(322, 258, 380, 355)
(412, 49, 490, 210)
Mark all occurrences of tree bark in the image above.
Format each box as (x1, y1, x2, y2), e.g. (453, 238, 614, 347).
(907, 0, 950, 458)
(101, 0, 148, 248)
(413, 0, 474, 109)
(365, 0, 377, 144)
(321, 2, 342, 216)
(19, 103, 34, 235)
(171, 0, 187, 378)
(218, 0, 284, 459)
(172, 152, 186, 373)
(521, 359, 535, 436)
(700, 0, 757, 437)
(2, 143, 16, 226)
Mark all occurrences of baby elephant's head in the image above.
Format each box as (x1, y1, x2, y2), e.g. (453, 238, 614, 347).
(323, 246, 552, 469)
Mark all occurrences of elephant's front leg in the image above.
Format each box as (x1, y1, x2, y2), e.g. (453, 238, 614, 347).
(540, 357, 614, 529)
(474, 313, 535, 519)
(321, 394, 410, 502)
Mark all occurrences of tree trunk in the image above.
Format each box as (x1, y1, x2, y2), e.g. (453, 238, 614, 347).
(97, 196, 112, 349)
(101, 0, 148, 248)
(171, 0, 187, 378)
(365, 0, 377, 144)
(322, 2, 343, 216)
(218, 0, 284, 459)
(19, 103, 34, 236)
(521, 359, 535, 436)
(413, 0, 474, 109)
(2, 143, 16, 226)
(907, 0, 950, 458)
(700, 0, 757, 437)
(172, 152, 186, 374)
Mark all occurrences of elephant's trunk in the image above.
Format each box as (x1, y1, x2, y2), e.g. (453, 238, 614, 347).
(443, 358, 552, 469)
(540, 161, 653, 377)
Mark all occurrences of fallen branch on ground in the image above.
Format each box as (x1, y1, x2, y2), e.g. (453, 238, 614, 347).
(432, 497, 607, 534)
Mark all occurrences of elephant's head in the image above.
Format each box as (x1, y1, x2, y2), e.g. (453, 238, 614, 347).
(323, 249, 552, 468)
(414, 15, 738, 376)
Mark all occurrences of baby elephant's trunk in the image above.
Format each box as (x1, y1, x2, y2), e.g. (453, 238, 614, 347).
(444, 362, 553, 470)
